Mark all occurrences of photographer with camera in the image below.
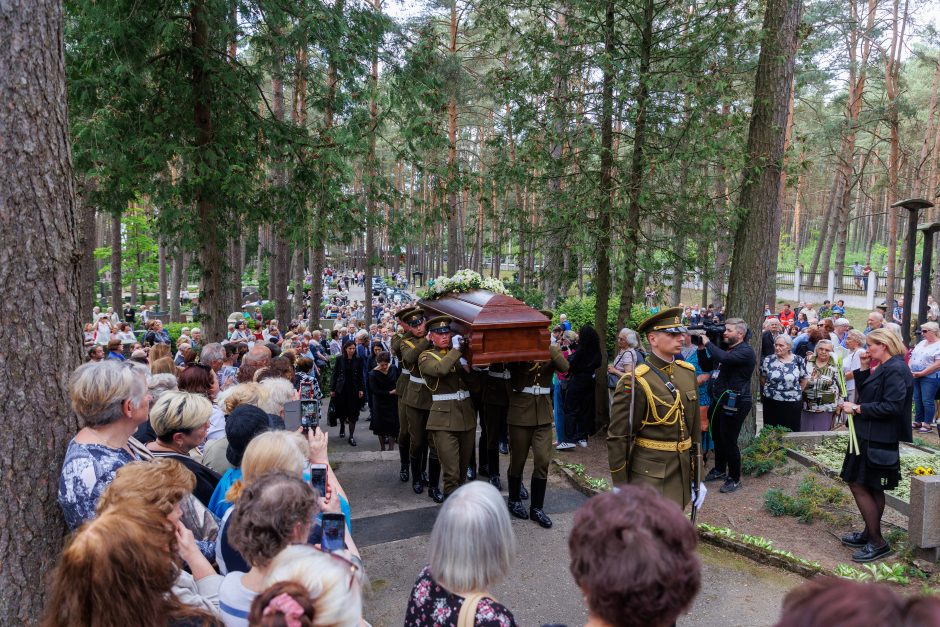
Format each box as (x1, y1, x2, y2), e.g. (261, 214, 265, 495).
(695, 318, 756, 494)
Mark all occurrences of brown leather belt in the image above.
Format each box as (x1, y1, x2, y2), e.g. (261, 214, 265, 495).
(635, 436, 692, 452)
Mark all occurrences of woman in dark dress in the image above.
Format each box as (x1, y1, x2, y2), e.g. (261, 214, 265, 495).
(839, 328, 913, 563)
(560, 325, 602, 448)
(331, 340, 364, 446)
(368, 351, 400, 450)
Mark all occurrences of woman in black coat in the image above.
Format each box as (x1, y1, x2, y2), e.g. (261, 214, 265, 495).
(839, 328, 913, 563)
(559, 324, 602, 449)
(331, 340, 365, 446)
(368, 351, 400, 450)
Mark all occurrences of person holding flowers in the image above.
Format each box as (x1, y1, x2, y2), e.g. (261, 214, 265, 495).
(839, 328, 914, 563)
(800, 340, 842, 432)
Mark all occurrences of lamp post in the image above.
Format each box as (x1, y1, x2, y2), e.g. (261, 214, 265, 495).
(890, 198, 934, 345)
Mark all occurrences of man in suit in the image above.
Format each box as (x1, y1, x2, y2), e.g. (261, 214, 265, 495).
(607, 307, 705, 511)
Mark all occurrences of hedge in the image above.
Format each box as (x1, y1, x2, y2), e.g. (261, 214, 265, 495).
(553, 296, 649, 354)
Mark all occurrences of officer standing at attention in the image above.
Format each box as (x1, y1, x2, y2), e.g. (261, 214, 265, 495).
(506, 317, 569, 528)
(392, 306, 425, 484)
(417, 316, 477, 501)
(607, 307, 706, 511)
(401, 309, 443, 502)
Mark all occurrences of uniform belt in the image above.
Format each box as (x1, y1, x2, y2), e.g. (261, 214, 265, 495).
(400, 367, 411, 376)
(634, 437, 692, 452)
(521, 385, 551, 395)
(409, 375, 426, 384)
(431, 390, 471, 402)
(488, 370, 511, 379)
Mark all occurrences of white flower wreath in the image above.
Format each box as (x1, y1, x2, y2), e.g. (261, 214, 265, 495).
(423, 269, 510, 299)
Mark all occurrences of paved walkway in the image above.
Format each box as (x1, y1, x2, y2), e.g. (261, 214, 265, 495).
(324, 411, 802, 627)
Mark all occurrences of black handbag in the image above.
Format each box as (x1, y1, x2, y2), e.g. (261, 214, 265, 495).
(865, 421, 899, 470)
(327, 398, 338, 427)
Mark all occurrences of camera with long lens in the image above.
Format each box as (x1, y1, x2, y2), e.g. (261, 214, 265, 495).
(688, 323, 726, 347)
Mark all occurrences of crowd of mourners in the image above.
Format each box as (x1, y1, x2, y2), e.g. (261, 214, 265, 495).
(46, 269, 940, 626)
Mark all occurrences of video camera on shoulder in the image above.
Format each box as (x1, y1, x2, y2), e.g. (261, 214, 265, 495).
(687, 323, 726, 347)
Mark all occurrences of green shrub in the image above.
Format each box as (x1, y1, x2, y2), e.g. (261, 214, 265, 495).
(501, 280, 545, 309)
(764, 476, 847, 524)
(553, 295, 647, 353)
(742, 425, 790, 476)
(261, 301, 276, 322)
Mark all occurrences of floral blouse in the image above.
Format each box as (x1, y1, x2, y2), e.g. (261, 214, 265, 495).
(802, 358, 841, 412)
(405, 567, 517, 627)
(760, 355, 805, 402)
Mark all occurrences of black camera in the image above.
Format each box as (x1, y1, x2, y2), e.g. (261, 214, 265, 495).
(688, 323, 726, 347)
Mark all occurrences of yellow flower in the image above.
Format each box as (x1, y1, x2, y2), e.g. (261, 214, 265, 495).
(914, 466, 935, 476)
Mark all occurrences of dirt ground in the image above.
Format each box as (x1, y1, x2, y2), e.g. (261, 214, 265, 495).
(554, 433, 913, 573)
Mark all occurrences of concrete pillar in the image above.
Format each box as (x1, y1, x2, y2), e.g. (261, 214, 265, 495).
(826, 270, 836, 303)
(866, 271, 877, 310)
(909, 475, 940, 560)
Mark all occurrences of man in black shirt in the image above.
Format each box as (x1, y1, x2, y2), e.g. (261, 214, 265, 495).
(697, 318, 756, 493)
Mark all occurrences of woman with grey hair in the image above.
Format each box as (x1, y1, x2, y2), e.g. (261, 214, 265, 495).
(759, 332, 807, 432)
(801, 339, 843, 431)
(58, 360, 153, 530)
(405, 482, 518, 626)
(607, 328, 642, 404)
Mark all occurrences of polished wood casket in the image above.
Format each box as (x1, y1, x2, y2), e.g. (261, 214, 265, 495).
(418, 290, 550, 366)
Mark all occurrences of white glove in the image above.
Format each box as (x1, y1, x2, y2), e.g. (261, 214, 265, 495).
(451, 335, 463, 349)
(692, 482, 707, 509)
(459, 358, 469, 367)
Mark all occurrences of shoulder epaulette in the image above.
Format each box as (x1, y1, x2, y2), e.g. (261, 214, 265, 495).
(675, 360, 695, 372)
(420, 350, 443, 362)
(403, 339, 416, 349)
(635, 364, 650, 377)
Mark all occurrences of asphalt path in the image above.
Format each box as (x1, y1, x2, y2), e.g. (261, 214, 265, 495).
(322, 407, 802, 627)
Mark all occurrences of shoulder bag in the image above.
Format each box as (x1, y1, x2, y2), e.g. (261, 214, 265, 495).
(457, 593, 488, 627)
(866, 416, 899, 470)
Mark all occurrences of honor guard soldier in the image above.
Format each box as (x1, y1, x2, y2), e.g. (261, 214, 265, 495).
(481, 360, 512, 492)
(506, 317, 569, 528)
(417, 316, 478, 500)
(392, 306, 426, 483)
(400, 310, 443, 501)
(607, 307, 707, 513)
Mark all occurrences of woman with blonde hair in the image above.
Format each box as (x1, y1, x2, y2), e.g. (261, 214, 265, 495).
(255, 545, 365, 627)
(95, 458, 223, 617)
(839, 327, 914, 562)
(800, 339, 843, 431)
(151, 355, 178, 376)
(42, 502, 222, 627)
(150, 342, 172, 364)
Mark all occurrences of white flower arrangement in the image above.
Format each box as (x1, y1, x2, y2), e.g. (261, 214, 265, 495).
(423, 269, 510, 299)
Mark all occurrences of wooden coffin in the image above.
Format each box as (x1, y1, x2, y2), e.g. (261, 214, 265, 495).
(418, 290, 550, 366)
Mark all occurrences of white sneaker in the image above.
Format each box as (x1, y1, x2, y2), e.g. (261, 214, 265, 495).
(556, 442, 575, 450)
(577, 439, 588, 448)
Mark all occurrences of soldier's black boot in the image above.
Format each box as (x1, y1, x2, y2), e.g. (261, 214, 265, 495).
(411, 457, 424, 494)
(488, 449, 502, 490)
(529, 478, 552, 528)
(477, 427, 489, 477)
(467, 445, 477, 481)
(520, 483, 529, 500)
(399, 447, 410, 482)
(507, 475, 528, 520)
(420, 449, 429, 486)
(427, 457, 444, 503)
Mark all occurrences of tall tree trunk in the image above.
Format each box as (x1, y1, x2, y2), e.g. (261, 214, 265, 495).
(292, 248, 304, 319)
(110, 209, 122, 310)
(192, 0, 224, 339)
(726, 0, 802, 443)
(445, 0, 459, 276)
(78, 193, 98, 317)
(170, 249, 186, 323)
(884, 0, 907, 307)
(158, 236, 169, 313)
(364, 0, 381, 328)
(0, 0, 83, 616)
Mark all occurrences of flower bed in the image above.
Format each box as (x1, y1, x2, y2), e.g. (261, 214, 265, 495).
(797, 435, 940, 502)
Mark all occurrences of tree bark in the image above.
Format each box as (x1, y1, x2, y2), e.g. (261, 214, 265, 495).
(77, 192, 98, 317)
(158, 236, 169, 313)
(884, 0, 907, 307)
(726, 0, 802, 443)
(110, 209, 122, 310)
(170, 249, 186, 323)
(0, 0, 83, 618)
(445, 0, 459, 276)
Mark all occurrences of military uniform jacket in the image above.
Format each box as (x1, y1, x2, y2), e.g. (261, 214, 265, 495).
(418, 347, 476, 432)
(401, 335, 432, 410)
(507, 345, 569, 427)
(482, 363, 511, 407)
(607, 352, 701, 508)
(391, 332, 411, 397)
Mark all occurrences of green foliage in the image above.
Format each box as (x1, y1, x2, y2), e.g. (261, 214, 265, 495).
(261, 302, 276, 323)
(833, 562, 910, 585)
(554, 295, 647, 353)
(763, 475, 847, 524)
(741, 426, 790, 476)
(559, 462, 611, 492)
(697, 523, 822, 570)
(502, 280, 544, 309)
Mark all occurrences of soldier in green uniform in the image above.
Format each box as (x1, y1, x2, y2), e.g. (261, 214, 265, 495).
(417, 316, 477, 500)
(506, 332, 569, 528)
(392, 306, 426, 483)
(481, 362, 512, 492)
(401, 310, 443, 501)
(607, 307, 707, 512)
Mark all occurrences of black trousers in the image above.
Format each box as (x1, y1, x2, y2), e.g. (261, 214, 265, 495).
(710, 398, 752, 481)
(564, 374, 595, 442)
